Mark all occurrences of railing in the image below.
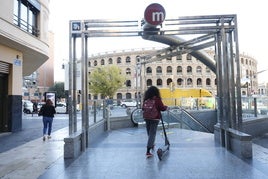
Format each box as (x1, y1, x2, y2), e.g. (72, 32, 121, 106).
(131, 107, 212, 133)
(162, 96, 268, 119)
(13, 15, 39, 37)
(80, 97, 268, 127)
(241, 96, 268, 118)
(170, 108, 212, 133)
(85, 99, 137, 126)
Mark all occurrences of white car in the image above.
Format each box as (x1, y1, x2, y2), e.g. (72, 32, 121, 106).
(55, 102, 80, 113)
(56, 102, 67, 113)
(22, 100, 33, 114)
(120, 100, 138, 108)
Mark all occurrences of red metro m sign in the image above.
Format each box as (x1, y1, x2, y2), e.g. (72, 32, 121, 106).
(144, 3, 166, 26)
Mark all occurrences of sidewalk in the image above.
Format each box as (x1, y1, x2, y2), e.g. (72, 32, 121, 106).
(0, 127, 68, 179)
(1, 126, 268, 178)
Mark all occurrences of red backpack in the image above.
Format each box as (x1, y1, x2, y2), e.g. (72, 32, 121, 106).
(142, 99, 159, 119)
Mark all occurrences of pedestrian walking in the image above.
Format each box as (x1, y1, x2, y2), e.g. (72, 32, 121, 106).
(142, 86, 168, 158)
(32, 102, 38, 116)
(38, 99, 56, 141)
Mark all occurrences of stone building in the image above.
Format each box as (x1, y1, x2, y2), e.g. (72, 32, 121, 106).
(88, 48, 258, 100)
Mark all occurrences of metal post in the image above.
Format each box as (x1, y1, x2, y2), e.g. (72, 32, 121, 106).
(93, 100, 97, 123)
(220, 17, 231, 149)
(233, 15, 243, 129)
(253, 98, 257, 117)
(84, 35, 89, 147)
(68, 21, 74, 135)
(107, 107, 111, 131)
(72, 37, 77, 133)
(81, 32, 87, 151)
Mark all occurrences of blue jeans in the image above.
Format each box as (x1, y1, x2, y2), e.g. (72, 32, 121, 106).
(145, 119, 159, 148)
(43, 116, 53, 135)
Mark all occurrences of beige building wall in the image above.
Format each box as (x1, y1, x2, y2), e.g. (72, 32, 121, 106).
(0, 45, 22, 95)
(37, 31, 55, 95)
(0, 0, 50, 132)
(88, 48, 258, 100)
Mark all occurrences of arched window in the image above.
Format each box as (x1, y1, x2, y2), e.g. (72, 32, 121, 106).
(187, 78, 193, 86)
(126, 68, 131, 75)
(146, 79, 152, 86)
(157, 79, 162, 86)
(166, 66, 172, 74)
(177, 66, 182, 74)
(126, 93, 132, 99)
(187, 66, 192, 73)
(177, 78, 183, 86)
(206, 67, 211, 73)
(126, 80, 131, 87)
(117, 57, 121, 64)
(196, 66, 202, 74)
(206, 78, 211, 86)
(136, 55, 141, 62)
(93, 95, 98, 100)
(101, 59, 105, 65)
(156, 66, 162, 74)
(167, 78, 173, 86)
(186, 54, 192, 60)
(242, 91, 246, 96)
(108, 58, 113, 64)
(197, 78, 202, 86)
(94, 60, 97, 66)
(146, 67, 152, 74)
(241, 58, 244, 64)
(126, 56, 131, 63)
(117, 93, 122, 100)
(176, 54, 182, 61)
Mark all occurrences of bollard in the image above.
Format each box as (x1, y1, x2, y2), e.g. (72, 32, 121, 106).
(106, 107, 110, 131)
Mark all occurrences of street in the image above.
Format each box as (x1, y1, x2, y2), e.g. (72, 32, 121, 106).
(0, 106, 131, 153)
(0, 114, 69, 153)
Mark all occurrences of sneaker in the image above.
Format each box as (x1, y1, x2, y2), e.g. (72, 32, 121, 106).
(146, 152, 153, 158)
(43, 136, 46, 141)
(48, 136, 51, 139)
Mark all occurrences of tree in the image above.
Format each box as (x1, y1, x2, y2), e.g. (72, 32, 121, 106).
(48, 82, 67, 100)
(89, 65, 125, 98)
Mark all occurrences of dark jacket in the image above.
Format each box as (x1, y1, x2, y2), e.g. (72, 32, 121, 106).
(40, 105, 56, 117)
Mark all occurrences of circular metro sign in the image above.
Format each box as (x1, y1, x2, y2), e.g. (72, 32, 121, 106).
(144, 3, 166, 26)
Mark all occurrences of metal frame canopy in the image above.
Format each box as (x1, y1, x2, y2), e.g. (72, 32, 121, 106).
(69, 13, 242, 150)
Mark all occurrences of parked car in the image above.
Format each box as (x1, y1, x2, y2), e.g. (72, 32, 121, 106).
(56, 102, 67, 114)
(22, 100, 33, 114)
(55, 102, 80, 114)
(120, 99, 138, 108)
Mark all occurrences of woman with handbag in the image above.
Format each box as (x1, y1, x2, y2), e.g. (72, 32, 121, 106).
(39, 99, 56, 141)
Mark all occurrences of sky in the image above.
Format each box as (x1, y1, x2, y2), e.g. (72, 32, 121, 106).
(49, 0, 268, 83)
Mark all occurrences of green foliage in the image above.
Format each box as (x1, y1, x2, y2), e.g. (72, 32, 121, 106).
(89, 65, 125, 98)
(48, 82, 67, 99)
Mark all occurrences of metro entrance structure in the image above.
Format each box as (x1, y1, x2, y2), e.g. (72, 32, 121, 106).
(67, 4, 250, 158)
